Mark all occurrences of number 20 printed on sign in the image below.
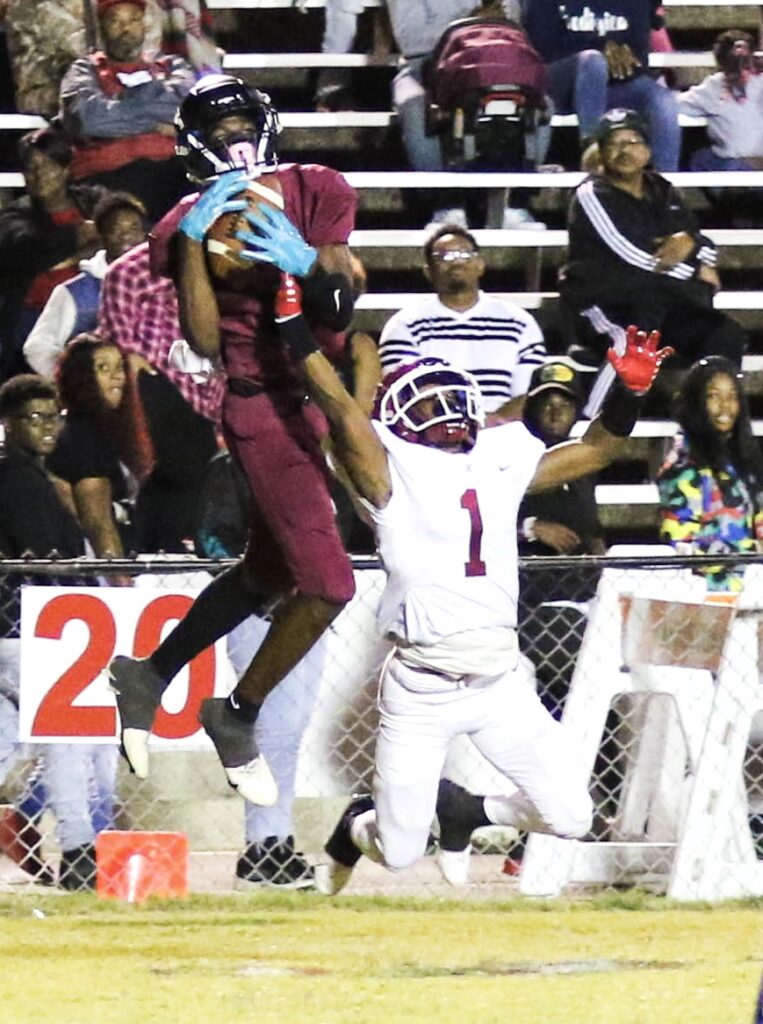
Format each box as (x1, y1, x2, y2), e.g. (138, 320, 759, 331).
(19, 587, 230, 744)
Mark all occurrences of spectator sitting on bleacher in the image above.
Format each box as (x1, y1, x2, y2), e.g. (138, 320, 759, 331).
(315, 0, 392, 111)
(4, 0, 86, 119)
(23, 191, 149, 379)
(518, 360, 604, 559)
(657, 355, 763, 593)
(378, 224, 547, 409)
(559, 108, 747, 417)
(517, 359, 604, 723)
(59, 0, 194, 222)
(144, 0, 220, 74)
(520, 0, 680, 171)
(98, 237, 220, 554)
(381, 0, 544, 228)
(678, 30, 763, 173)
(0, 125, 104, 384)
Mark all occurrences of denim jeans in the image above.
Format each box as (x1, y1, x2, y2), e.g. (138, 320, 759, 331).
(228, 616, 322, 844)
(317, 0, 367, 98)
(548, 50, 681, 171)
(0, 638, 118, 852)
(690, 147, 754, 172)
(392, 56, 444, 171)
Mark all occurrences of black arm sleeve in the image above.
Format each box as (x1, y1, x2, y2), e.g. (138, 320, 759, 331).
(301, 264, 354, 331)
(598, 376, 646, 437)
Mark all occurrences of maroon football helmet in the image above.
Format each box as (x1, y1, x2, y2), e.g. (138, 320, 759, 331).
(376, 357, 484, 451)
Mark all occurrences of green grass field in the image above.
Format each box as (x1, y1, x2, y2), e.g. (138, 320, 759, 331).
(1, 891, 761, 1024)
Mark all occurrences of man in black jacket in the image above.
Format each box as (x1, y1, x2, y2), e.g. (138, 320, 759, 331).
(559, 108, 746, 415)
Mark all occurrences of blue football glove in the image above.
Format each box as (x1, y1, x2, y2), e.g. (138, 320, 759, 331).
(178, 170, 250, 243)
(235, 204, 317, 277)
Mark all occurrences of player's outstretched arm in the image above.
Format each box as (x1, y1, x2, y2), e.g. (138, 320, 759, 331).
(528, 326, 674, 493)
(274, 273, 391, 509)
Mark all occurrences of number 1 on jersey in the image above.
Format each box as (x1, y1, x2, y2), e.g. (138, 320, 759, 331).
(460, 488, 486, 577)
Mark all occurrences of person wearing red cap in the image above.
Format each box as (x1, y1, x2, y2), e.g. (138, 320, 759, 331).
(58, 0, 195, 222)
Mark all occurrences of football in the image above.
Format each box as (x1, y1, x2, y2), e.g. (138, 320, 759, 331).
(205, 172, 284, 279)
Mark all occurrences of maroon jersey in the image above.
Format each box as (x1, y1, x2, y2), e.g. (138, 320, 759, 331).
(150, 163, 357, 390)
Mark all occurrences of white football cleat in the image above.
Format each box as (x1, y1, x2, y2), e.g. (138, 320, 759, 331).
(314, 855, 355, 896)
(108, 656, 164, 779)
(199, 697, 279, 806)
(121, 728, 150, 781)
(225, 757, 278, 806)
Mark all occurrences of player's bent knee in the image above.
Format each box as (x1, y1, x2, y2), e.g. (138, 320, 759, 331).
(554, 792, 594, 840)
(380, 835, 429, 873)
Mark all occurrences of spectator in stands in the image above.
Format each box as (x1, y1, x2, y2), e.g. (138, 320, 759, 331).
(559, 108, 747, 416)
(23, 192, 149, 379)
(378, 1, 543, 227)
(315, 0, 386, 111)
(0, 374, 119, 890)
(98, 237, 222, 552)
(0, 125, 103, 383)
(378, 225, 546, 408)
(517, 360, 603, 719)
(49, 333, 155, 561)
(678, 30, 763, 172)
(657, 355, 763, 592)
(4, 0, 86, 118)
(521, 0, 680, 171)
(386, 0, 474, 174)
(59, 0, 194, 222)
(0, 0, 15, 111)
(98, 238, 223, 425)
(144, 0, 220, 74)
(518, 360, 603, 558)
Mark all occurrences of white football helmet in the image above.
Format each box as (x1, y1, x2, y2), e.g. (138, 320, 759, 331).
(377, 357, 484, 451)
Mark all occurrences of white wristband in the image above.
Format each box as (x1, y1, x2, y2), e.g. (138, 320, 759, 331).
(522, 516, 538, 542)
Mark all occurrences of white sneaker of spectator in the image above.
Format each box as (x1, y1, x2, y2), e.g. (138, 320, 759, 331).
(501, 207, 547, 230)
(425, 207, 469, 233)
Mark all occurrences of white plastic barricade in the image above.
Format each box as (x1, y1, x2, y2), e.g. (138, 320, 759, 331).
(520, 547, 763, 901)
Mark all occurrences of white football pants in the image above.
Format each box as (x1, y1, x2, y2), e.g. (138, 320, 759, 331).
(371, 653, 593, 871)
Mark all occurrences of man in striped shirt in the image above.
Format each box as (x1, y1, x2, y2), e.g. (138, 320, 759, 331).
(378, 225, 547, 411)
(559, 107, 746, 415)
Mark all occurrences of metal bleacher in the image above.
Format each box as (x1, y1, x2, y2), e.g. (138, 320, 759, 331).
(3, 0, 763, 540)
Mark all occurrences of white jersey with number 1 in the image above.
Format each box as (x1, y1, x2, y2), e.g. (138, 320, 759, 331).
(363, 420, 545, 676)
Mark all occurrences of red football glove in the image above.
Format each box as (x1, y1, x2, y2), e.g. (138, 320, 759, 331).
(606, 324, 675, 394)
(274, 272, 303, 322)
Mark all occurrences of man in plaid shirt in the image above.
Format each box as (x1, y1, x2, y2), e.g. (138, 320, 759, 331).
(98, 239, 224, 552)
(98, 238, 223, 423)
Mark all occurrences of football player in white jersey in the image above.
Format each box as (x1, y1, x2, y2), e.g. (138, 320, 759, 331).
(271, 271, 673, 894)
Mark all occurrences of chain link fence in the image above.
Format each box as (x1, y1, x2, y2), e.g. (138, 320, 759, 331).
(1, 551, 762, 900)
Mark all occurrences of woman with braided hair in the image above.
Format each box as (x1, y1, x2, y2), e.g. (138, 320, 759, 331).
(658, 355, 763, 592)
